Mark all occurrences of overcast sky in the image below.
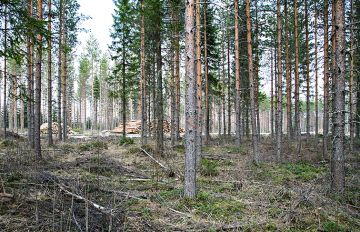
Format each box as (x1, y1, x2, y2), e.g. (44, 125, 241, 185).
(77, 0, 115, 56)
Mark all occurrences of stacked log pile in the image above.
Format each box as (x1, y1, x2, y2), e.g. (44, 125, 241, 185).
(112, 120, 185, 134)
(40, 122, 73, 134)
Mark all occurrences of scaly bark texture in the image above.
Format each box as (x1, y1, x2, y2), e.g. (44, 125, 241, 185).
(285, 0, 292, 139)
(331, 0, 345, 195)
(47, 0, 53, 145)
(349, 0, 354, 151)
(270, 50, 274, 136)
(234, 0, 241, 146)
(140, 0, 147, 146)
(246, 0, 260, 165)
(34, 0, 43, 158)
(204, 0, 210, 143)
(294, 0, 301, 153)
(323, 0, 329, 158)
(276, 0, 283, 161)
(3, 4, 8, 138)
(184, 0, 197, 198)
(57, 0, 63, 141)
(305, 0, 310, 136)
(27, 0, 34, 146)
(315, 7, 319, 136)
(195, 0, 202, 164)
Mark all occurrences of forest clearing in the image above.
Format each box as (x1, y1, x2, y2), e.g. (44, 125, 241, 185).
(0, 134, 358, 231)
(1, 0, 360, 231)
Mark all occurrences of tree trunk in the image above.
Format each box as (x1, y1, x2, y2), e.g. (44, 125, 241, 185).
(323, 0, 329, 158)
(271, 50, 274, 136)
(57, 0, 63, 141)
(3, 4, 8, 138)
(195, 0, 202, 164)
(294, 0, 301, 152)
(276, 0, 283, 161)
(155, 14, 164, 157)
(285, 0, 292, 139)
(349, 0, 354, 151)
(314, 7, 319, 136)
(331, 0, 345, 195)
(175, 24, 181, 141)
(227, 32, 231, 136)
(140, 0, 147, 146)
(234, 0, 241, 146)
(27, 0, 34, 146)
(246, 0, 260, 165)
(305, 0, 310, 136)
(34, 0, 43, 158)
(184, 0, 197, 198)
(204, 0, 210, 143)
(222, 24, 226, 136)
(47, 0, 53, 145)
(61, 26, 67, 141)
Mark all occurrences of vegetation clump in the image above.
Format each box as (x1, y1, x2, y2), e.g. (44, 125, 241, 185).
(119, 137, 135, 146)
(200, 159, 219, 176)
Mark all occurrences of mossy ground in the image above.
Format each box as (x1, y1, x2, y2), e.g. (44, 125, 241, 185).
(0, 136, 358, 231)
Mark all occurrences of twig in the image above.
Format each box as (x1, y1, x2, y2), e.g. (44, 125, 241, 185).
(140, 148, 169, 171)
(168, 208, 192, 218)
(72, 212, 83, 232)
(57, 183, 111, 215)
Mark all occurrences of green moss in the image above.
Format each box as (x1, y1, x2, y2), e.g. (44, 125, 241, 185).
(88, 166, 113, 177)
(255, 162, 325, 184)
(79, 141, 108, 152)
(323, 220, 346, 232)
(177, 191, 244, 221)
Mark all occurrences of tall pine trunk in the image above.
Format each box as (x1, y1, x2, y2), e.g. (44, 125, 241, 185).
(204, 0, 210, 143)
(34, 0, 43, 158)
(305, 0, 310, 136)
(47, 0, 53, 145)
(294, 0, 301, 153)
(140, 0, 147, 146)
(184, 0, 197, 198)
(331, 0, 345, 195)
(276, 0, 283, 161)
(234, 0, 241, 146)
(195, 0, 202, 164)
(57, 0, 63, 141)
(27, 0, 34, 146)
(323, 0, 329, 158)
(285, 0, 292, 139)
(3, 4, 8, 138)
(349, 0, 354, 151)
(314, 7, 319, 136)
(246, 0, 260, 165)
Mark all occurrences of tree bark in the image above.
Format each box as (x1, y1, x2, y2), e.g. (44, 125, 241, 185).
(331, 0, 345, 195)
(349, 0, 354, 151)
(195, 0, 202, 164)
(294, 0, 301, 152)
(47, 0, 53, 145)
(61, 20, 67, 141)
(184, 0, 197, 198)
(204, 0, 210, 143)
(246, 0, 260, 165)
(315, 7, 319, 136)
(140, 0, 147, 146)
(276, 0, 283, 161)
(27, 0, 34, 146)
(305, 0, 310, 136)
(285, 0, 292, 139)
(3, 3, 8, 138)
(57, 0, 63, 141)
(34, 0, 43, 158)
(234, 0, 241, 146)
(155, 12, 164, 157)
(227, 31, 231, 136)
(270, 50, 274, 136)
(323, 0, 329, 158)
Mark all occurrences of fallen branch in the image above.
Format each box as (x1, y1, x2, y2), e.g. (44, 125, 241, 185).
(168, 207, 192, 218)
(57, 183, 111, 215)
(140, 148, 175, 177)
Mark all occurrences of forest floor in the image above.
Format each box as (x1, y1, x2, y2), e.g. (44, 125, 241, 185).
(0, 134, 359, 231)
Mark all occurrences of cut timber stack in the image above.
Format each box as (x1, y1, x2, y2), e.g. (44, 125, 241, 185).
(40, 122, 73, 135)
(112, 120, 141, 134)
(112, 120, 185, 134)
